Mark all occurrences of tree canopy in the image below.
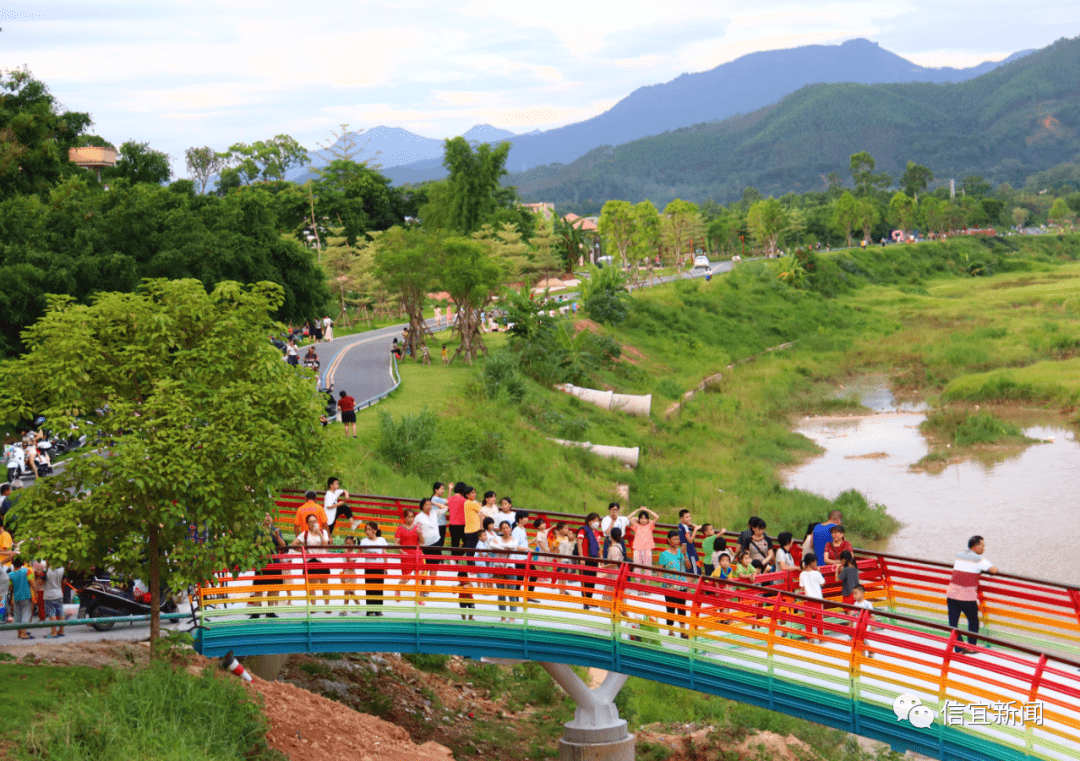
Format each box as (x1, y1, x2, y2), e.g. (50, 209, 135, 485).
(421, 137, 513, 234)
(0, 279, 329, 647)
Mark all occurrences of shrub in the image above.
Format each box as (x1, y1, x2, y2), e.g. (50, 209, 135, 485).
(921, 409, 1029, 446)
(483, 350, 527, 402)
(403, 653, 450, 672)
(376, 408, 441, 476)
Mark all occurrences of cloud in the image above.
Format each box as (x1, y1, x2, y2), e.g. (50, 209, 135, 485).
(600, 17, 730, 58)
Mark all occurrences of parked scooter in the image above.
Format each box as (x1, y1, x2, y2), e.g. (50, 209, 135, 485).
(78, 578, 178, 631)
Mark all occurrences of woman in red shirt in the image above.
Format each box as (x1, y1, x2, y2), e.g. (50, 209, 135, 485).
(446, 484, 467, 553)
(338, 390, 357, 438)
(394, 508, 423, 601)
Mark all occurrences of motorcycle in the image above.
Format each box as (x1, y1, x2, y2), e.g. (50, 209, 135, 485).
(78, 578, 178, 631)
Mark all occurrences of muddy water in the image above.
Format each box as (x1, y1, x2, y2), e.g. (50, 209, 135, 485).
(785, 387, 1079, 584)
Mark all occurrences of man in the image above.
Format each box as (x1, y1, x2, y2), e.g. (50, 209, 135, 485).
(0, 483, 13, 521)
(43, 561, 65, 638)
(293, 490, 328, 537)
(657, 530, 690, 636)
(812, 510, 842, 563)
(576, 513, 604, 609)
(677, 509, 700, 573)
(946, 535, 998, 654)
(338, 390, 357, 438)
(600, 502, 629, 537)
(324, 478, 353, 536)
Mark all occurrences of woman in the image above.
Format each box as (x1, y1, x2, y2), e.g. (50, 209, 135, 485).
(393, 508, 423, 601)
(292, 513, 331, 606)
(286, 339, 299, 366)
(446, 483, 467, 552)
(491, 520, 528, 620)
(431, 482, 449, 546)
(248, 513, 288, 618)
(360, 521, 387, 616)
(462, 486, 483, 552)
(478, 491, 500, 527)
(496, 497, 517, 528)
(303, 346, 320, 371)
(414, 497, 446, 595)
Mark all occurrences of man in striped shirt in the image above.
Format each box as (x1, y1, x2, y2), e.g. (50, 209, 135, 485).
(945, 535, 998, 654)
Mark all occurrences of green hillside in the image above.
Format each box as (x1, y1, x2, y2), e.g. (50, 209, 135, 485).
(511, 35, 1080, 208)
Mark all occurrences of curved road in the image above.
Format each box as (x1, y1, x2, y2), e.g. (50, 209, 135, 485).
(310, 261, 734, 405)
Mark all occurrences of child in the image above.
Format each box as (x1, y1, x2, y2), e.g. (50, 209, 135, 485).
(421, 344, 431, 365)
(710, 553, 733, 580)
(441, 344, 449, 365)
(797, 553, 826, 643)
(9, 557, 33, 639)
(677, 509, 700, 573)
(774, 531, 798, 573)
(852, 584, 876, 658)
(631, 508, 659, 566)
(456, 570, 474, 621)
(733, 550, 756, 581)
(823, 525, 852, 567)
(700, 524, 720, 577)
(838, 550, 859, 605)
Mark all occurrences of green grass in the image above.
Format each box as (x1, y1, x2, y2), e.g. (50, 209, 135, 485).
(0, 664, 111, 741)
(942, 358, 1080, 406)
(19, 662, 282, 761)
(920, 409, 1033, 447)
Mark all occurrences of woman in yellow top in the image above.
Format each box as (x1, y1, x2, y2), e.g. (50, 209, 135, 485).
(462, 486, 483, 551)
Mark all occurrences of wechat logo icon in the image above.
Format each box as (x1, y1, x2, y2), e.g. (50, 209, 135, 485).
(893, 694, 935, 729)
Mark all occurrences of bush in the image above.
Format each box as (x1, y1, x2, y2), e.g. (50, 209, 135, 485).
(376, 408, 441, 476)
(23, 662, 281, 761)
(403, 653, 450, 672)
(482, 350, 527, 403)
(921, 409, 1029, 446)
(584, 290, 628, 325)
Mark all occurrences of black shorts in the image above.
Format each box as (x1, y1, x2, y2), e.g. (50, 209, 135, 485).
(341, 410, 356, 423)
(421, 545, 443, 564)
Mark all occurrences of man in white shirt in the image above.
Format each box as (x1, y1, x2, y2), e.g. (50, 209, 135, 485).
(600, 502, 629, 536)
(324, 477, 351, 536)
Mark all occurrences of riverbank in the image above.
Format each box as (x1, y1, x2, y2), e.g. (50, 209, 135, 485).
(332, 234, 1080, 551)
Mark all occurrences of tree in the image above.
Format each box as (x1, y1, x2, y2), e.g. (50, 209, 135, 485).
(849, 151, 892, 196)
(597, 200, 635, 267)
(660, 199, 706, 266)
(554, 214, 589, 273)
(746, 198, 787, 254)
(632, 200, 660, 277)
(961, 175, 993, 199)
(440, 236, 505, 365)
(1049, 197, 1076, 227)
(0, 279, 328, 650)
(707, 211, 743, 256)
(185, 146, 225, 194)
(314, 123, 380, 167)
(855, 197, 880, 243)
(1012, 206, 1031, 228)
(921, 196, 948, 234)
(526, 214, 563, 283)
(220, 135, 308, 185)
(322, 225, 371, 326)
(422, 137, 511, 234)
(372, 226, 435, 356)
(833, 191, 859, 247)
(888, 192, 916, 232)
(109, 140, 172, 185)
(0, 68, 92, 200)
(900, 162, 934, 200)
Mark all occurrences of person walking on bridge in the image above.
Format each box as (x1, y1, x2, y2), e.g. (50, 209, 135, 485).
(946, 535, 998, 654)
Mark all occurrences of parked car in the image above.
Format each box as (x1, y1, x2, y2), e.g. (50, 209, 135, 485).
(693, 255, 710, 268)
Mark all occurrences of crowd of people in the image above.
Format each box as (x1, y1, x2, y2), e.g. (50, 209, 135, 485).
(265, 484, 999, 649)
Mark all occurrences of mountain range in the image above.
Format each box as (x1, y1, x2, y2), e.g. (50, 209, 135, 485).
(358, 38, 1032, 186)
(506, 35, 1080, 209)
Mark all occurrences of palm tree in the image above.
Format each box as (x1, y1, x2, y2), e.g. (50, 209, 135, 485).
(555, 216, 589, 274)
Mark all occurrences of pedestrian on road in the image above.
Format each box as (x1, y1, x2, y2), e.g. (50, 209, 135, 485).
(434, 306, 442, 328)
(338, 391, 357, 438)
(43, 562, 65, 638)
(946, 535, 998, 654)
(323, 315, 334, 342)
(286, 340, 299, 366)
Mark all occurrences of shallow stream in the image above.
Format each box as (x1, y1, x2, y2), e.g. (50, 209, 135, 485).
(784, 380, 1078, 584)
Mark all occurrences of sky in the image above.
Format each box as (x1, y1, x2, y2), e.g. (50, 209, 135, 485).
(2, 1, 1078, 175)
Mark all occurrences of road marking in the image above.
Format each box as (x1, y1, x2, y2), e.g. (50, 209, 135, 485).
(325, 331, 395, 389)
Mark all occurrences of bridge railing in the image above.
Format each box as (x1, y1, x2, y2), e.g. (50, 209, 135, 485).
(195, 545, 1080, 760)
(270, 491, 1080, 659)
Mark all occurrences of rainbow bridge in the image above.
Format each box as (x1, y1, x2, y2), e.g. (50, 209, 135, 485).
(192, 493, 1080, 761)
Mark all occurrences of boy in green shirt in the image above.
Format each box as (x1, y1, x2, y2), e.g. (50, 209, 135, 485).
(657, 530, 689, 637)
(700, 524, 727, 577)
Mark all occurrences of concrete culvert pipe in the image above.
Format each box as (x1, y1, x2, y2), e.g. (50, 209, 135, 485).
(550, 439, 640, 468)
(556, 384, 651, 416)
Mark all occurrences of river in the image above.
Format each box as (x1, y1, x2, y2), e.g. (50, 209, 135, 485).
(784, 379, 1078, 584)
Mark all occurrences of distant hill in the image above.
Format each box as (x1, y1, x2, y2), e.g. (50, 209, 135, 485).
(382, 38, 1032, 184)
(506, 35, 1080, 209)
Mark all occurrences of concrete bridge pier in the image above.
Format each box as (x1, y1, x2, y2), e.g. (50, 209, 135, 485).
(240, 653, 289, 681)
(540, 662, 635, 761)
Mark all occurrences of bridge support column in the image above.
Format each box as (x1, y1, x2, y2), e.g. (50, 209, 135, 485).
(540, 663, 635, 761)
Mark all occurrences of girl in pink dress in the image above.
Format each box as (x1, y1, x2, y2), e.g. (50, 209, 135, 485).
(631, 507, 660, 566)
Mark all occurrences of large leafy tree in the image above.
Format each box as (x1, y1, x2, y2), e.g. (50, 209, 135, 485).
(185, 146, 225, 194)
(219, 135, 308, 186)
(0, 68, 92, 200)
(661, 199, 706, 266)
(440, 236, 505, 364)
(849, 151, 892, 196)
(900, 161, 934, 200)
(597, 199, 635, 267)
(833, 191, 858, 247)
(0, 178, 329, 355)
(0, 279, 328, 648)
(746, 198, 787, 254)
(888, 191, 916, 232)
(371, 226, 435, 356)
(421, 137, 512, 234)
(108, 140, 172, 185)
